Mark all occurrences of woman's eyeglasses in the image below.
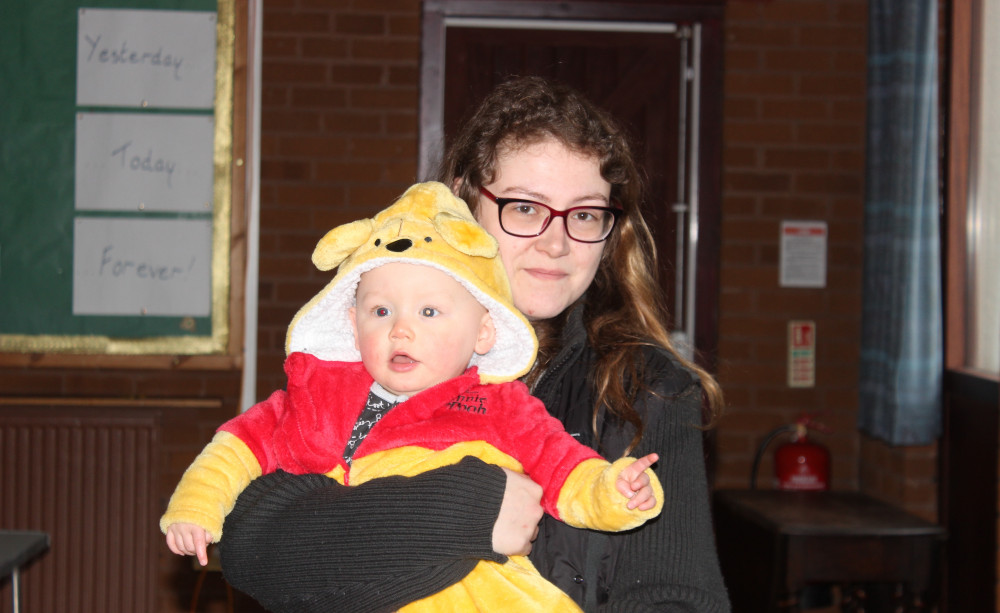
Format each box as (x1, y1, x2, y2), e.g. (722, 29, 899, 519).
(478, 186, 620, 243)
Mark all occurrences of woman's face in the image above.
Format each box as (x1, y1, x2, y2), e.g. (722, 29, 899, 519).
(476, 138, 610, 321)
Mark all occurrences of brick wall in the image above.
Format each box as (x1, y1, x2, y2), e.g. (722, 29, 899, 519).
(713, 0, 938, 520)
(254, 0, 423, 398)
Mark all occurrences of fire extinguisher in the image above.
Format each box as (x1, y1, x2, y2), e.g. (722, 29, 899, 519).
(751, 415, 830, 490)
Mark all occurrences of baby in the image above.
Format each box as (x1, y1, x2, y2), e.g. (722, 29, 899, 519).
(160, 181, 663, 612)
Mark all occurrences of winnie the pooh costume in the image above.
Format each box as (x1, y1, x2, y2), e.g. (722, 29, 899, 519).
(160, 181, 663, 612)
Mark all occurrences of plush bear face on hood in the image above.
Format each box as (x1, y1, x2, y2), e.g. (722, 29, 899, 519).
(286, 181, 538, 384)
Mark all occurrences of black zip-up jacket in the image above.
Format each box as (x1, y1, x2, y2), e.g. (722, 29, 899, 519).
(218, 306, 730, 612)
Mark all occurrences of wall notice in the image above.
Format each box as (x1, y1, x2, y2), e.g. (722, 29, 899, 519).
(73, 217, 212, 317)
(780, 221, 827, 288)
(76, 8, 217, 109)
(75, 112, 214, 212)
(788, 320, 816, 388)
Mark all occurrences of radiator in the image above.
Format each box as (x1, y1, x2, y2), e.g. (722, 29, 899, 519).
(0, 403, 160, 613)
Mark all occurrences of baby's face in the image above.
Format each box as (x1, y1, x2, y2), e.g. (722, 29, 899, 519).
(349, 262, 495, 396)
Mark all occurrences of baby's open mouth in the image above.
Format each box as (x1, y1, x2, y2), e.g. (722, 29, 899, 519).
(391, 354, 416, 364)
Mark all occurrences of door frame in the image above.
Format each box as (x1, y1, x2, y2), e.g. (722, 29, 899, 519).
(418, 0, 725, 368)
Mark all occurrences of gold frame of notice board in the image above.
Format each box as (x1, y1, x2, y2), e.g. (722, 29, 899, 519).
(0, 0, 247, 370)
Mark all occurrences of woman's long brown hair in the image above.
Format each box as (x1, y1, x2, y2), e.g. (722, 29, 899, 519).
(438, 76, 723, 454)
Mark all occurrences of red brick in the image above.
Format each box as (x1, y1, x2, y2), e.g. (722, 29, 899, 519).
(758, 289, 827, 314)
(387, 65, 419, 87)
(349, 136, 416, 159)
(724, 144, 759, 168)
(725, 48, 762, 71)
(834, 49, 867, 72)
(322, 110, 383, 133)
(722, 194, 759, 216)
(797, 123, 865, 146)
(352, 0, 419, 13)
(726, 73, 798, 96)
(763, 146, 831, 169)
(795, 171, 864, 195)
(263, 110, 323, 133)
(291, 87, 349, 109)
(277, 135, 350, 158)
(800, 74, 866, 97)
(388, 15, 420, 37)
(761, 98, 830, 122)
(329, 65, 385, 85)
(720, 243, 757, 267)
(759, 195, 829, 218)
(313, 160, 384, 183)
(835, 0, 869, 22)
(724, 96, 761, 120)
(759, 1, 835, 24)
(798, 25, 867, 48)
(264, 12, 332, 34)
(351, 39, 420, 62)
(264, 61, 329, 84)
(724, 24, 796, 47)
(724, 121, 796, 145)
(725, 170, 793, 193)
(384, 112, 418, 136)
(300, 37, 349, 60)
(764, 49, 834, 72)
(721, 217, 780, 242)
(261, 159, 312, 181)
(350, 86, 418, 110)
(334, 14, 386, 36)
(263, 35, 300, 58)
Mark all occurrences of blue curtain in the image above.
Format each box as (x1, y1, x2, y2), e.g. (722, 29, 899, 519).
(858, 0, 941, 445)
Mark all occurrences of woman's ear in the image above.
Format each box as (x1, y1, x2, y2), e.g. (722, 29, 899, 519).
(474, 312, 497, 355)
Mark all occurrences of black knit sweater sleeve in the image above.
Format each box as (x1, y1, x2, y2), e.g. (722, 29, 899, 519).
(218, 456, 508, 613)
(600, 356, 731, 612)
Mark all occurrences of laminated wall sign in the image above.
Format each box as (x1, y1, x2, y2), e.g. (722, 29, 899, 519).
(788, 320, 816, 388)
(780, 221, 827, 288)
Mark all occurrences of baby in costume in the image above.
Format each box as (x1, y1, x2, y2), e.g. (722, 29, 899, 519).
(160, 181, 663, 612)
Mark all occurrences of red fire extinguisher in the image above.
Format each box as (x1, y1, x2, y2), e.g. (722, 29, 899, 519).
(751, 415, 830, 490)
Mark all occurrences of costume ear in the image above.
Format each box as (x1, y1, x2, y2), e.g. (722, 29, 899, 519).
(434, 211, 498, 258)
(312, 218, 375, 271)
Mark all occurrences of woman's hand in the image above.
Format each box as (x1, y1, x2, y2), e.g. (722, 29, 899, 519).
(491, 468, 543, 556)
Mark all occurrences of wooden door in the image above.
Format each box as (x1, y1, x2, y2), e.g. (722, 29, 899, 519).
(420, 1, 723, 367)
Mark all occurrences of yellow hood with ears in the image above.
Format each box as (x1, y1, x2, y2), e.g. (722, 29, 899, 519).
(286, 181, 538, 384)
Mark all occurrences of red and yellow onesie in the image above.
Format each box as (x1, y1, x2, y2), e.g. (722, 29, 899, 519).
(161, 352, 663, 612)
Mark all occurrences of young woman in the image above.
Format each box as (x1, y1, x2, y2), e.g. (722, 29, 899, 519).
(218, 76, 730, 612)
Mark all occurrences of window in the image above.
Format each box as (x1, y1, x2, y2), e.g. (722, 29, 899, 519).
(966, 0, 1000, 374)
(948, 0, 1000, 378)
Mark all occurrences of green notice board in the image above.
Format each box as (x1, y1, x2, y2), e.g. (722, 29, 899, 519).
(0, 0, 233, 355)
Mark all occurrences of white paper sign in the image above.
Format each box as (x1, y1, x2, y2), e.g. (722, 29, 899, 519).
(76, 9, 217, 109)
(73, 217, 212, 316)
(780, 221, 827, 288)
(75, 112, 214, 212)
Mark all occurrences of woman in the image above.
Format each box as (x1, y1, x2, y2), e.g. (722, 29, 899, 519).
(219, 76, 729, 612)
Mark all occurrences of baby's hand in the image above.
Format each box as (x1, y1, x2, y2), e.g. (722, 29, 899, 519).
(615, 453, 659, 511)
(166, 522, 214, 567)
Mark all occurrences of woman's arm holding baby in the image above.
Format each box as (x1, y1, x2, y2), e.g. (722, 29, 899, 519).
(217, 456, 543, 613)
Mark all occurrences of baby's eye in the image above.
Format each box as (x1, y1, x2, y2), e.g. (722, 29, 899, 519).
(374, 307, 390, 317)
(420, 307, 440, 317)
